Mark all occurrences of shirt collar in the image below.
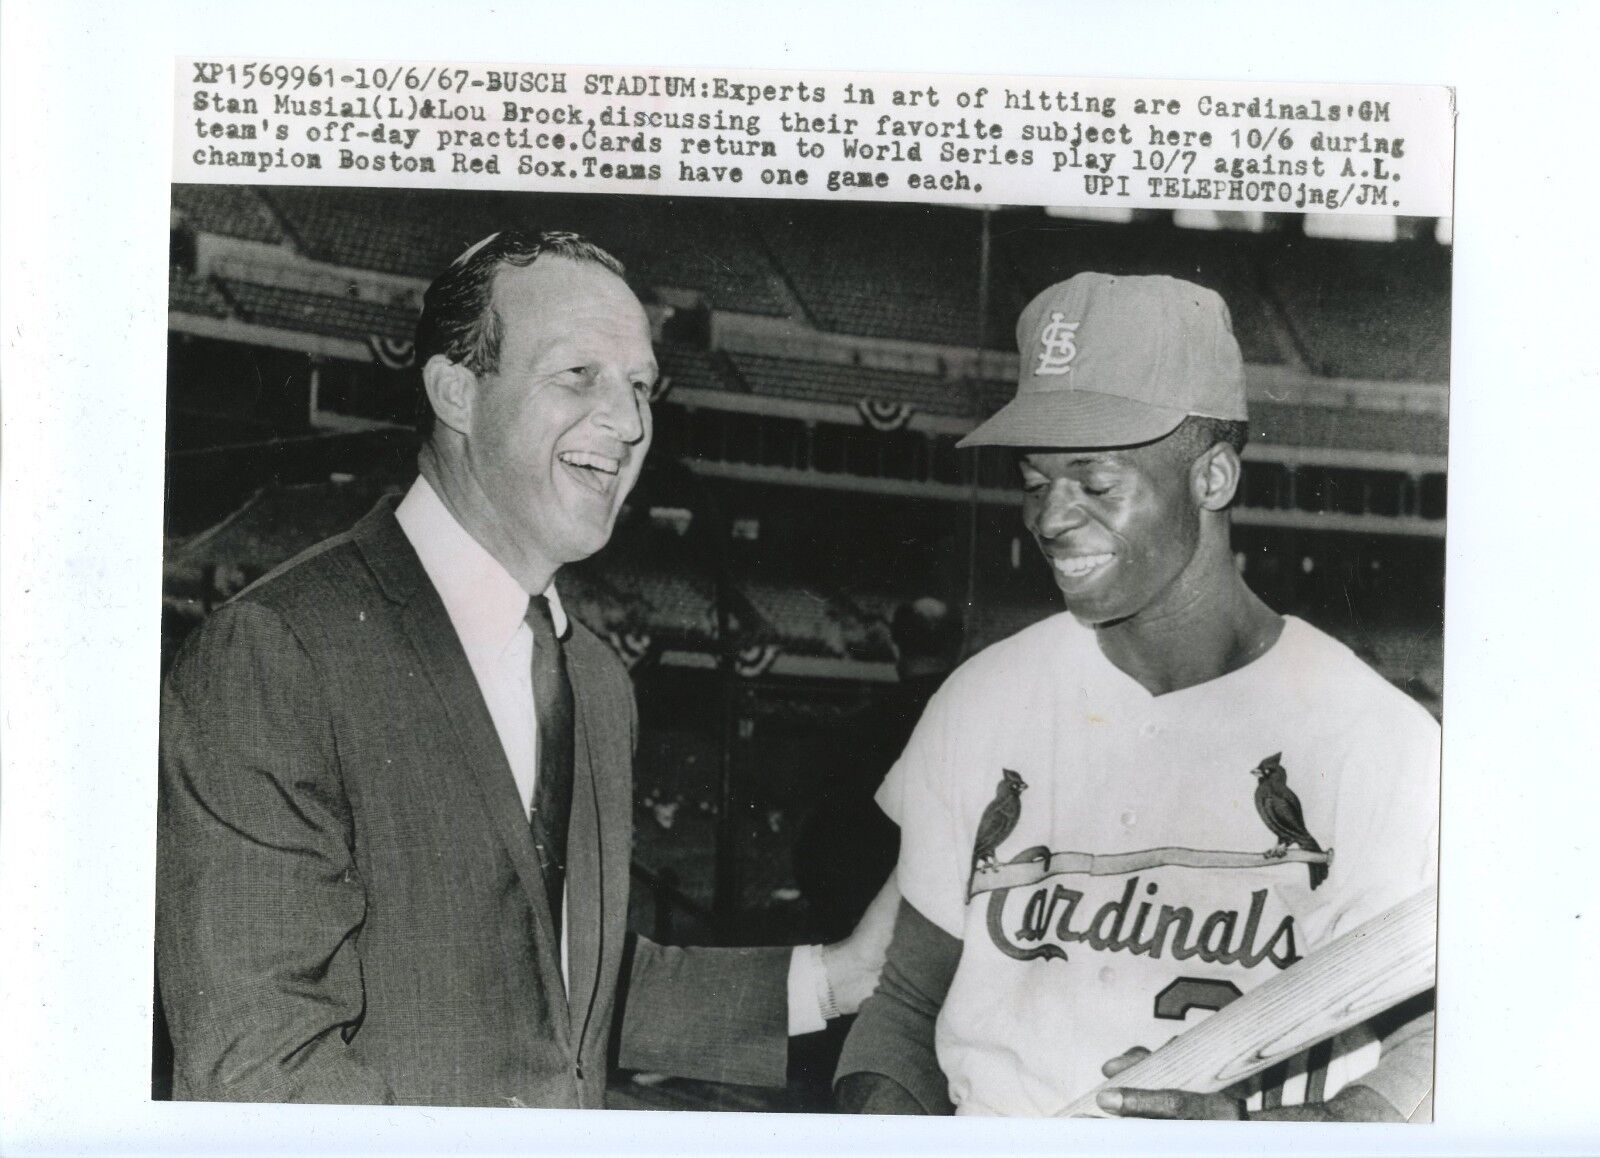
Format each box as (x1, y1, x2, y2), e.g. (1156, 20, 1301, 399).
(394, 476, 568, 654)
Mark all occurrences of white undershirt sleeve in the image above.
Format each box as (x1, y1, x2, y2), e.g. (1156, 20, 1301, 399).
(786, 944, 829, 1035)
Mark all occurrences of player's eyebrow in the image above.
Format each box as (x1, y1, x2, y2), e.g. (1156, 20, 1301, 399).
(1021, 452, 1111, 464)
(1046, 454, 1115, 468)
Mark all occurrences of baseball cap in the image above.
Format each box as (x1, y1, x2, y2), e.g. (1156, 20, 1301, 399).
(958, 273, 1246, 449)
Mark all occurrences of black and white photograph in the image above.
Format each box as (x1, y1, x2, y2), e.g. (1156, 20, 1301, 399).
(6, 5, 1600, 1155)
(156, 178, 1447, 1119)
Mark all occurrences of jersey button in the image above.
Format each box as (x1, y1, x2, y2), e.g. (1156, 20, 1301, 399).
(1098, 966, 1116, 984)
(1119, 809, 1137, 829)
(1140, 721, 1159, 737)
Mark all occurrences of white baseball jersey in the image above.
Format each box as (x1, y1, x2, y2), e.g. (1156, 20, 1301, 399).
(879, 613, 1440, 1117)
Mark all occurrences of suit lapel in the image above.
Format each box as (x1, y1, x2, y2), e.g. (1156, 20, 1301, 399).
(565, 661, 603, 1046)
(563, 626, 624, 1049)
(355, 499, 571, 1044)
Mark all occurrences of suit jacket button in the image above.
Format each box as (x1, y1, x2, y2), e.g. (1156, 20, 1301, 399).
(574, 1061, 584, 1082)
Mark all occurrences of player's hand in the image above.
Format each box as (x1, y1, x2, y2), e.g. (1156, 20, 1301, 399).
(1095, 1047, 1247, 1120)
(823, 874, 900, 1015)
(1094, 1049, 1404, 1121)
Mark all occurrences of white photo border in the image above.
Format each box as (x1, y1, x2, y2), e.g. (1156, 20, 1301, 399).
(4, 2, 1599, 1154)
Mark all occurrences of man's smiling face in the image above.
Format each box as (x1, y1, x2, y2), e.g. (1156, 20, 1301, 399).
(1018, 434, 1203, 627)
(464, 255, 657, 575)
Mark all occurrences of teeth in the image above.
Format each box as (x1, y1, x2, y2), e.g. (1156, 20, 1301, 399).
(1052, 553, 1113, 578)
(558, 450, 620, 475)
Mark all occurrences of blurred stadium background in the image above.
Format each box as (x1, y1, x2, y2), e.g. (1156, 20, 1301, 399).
(162, 185, 1448, 1107)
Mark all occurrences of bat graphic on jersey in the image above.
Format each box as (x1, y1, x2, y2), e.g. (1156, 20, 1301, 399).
(1054, 883, 1437, 1118)
(1250, 753, 1328, 889)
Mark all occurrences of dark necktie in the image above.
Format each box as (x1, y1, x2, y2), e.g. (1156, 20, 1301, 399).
(525, 594, 574, 941)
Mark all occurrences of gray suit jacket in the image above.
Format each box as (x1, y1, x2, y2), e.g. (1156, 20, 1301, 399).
(157, 498, 789, 1107)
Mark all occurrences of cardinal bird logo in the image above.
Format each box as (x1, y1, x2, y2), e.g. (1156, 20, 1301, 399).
(1251, 753, 1328, 889)
(971, 769, 1028, 875)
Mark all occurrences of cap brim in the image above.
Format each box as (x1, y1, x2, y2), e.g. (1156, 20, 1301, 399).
(957, 390, 1190, 450)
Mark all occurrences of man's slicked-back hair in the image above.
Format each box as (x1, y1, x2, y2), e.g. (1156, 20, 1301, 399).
(412, 227, 626, 435)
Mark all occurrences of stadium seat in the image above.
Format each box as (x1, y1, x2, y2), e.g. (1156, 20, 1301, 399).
(729, 350, 985, 418)
(1260, 235, 1450, 382)
(218, 278, 418, 343)
(168, 266, 231, 318)
(172, 185, 285, 245)
(755, 202, 1015, 347)
(1251, 399, 1447, 457)
(656, 342, 739, 394)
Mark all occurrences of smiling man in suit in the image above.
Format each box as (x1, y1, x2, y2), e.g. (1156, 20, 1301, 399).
(157, 228, 892, 1108)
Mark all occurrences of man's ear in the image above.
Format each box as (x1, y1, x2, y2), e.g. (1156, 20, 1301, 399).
(1191, 441, 1243, 512)
(421, 355, 478, 436)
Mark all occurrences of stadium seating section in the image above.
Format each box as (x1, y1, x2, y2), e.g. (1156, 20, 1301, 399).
(258, 187, 506, 277)
(172, 184, 284, 245)
(218, 278, 417, 343)
(1252, 399, 1448, 457)
(1261, 235, 1451, 381)
(574, 542, 720, 650)
(249, 187, 795, 317)
(166, 477, 404, 575)
(656, 341, 737, 394)
(166, 191, 1451, 695)
(754, 202, 1015, 348)
(729, 350, 985, 417)
(164, 476, 914, 668)
(172, 187, 1450, 385)
(736, 578, 848, 656)
(168, 265, 230, 318)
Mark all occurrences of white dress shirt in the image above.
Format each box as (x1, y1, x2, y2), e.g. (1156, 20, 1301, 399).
(394, 478, 828, 1035)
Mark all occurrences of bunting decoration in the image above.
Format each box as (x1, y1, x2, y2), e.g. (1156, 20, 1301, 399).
(857, 397, 915, 432)
(607, 630, 654, 671)
(733, 642, 780, 679)
(368, 334, 416, 369)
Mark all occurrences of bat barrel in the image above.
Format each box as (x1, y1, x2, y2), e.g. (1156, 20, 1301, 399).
(1056, 884, 1437, 1117)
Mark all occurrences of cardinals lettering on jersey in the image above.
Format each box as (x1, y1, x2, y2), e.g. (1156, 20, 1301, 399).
(877, 613, 1438, 1117)
(963, 756, 1332, 967)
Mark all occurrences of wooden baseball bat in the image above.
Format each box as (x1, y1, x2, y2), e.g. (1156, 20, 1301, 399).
(1055, 883, 1437, 1117)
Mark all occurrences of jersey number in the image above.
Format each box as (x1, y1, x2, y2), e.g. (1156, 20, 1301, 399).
(1152, 976, 1243, 1021)
(1151, 977, 1330, 1109)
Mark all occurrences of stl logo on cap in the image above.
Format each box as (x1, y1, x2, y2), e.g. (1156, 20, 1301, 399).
(1034, 312, 1080, 377)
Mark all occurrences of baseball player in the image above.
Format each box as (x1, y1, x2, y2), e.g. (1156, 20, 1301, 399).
(835, 273, 1439, 1120)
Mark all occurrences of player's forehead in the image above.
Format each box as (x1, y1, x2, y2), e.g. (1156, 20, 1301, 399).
(1019, 449, 1116, 471)
(1016, 442, 1170, 476)
(491, 256, 654, 371)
